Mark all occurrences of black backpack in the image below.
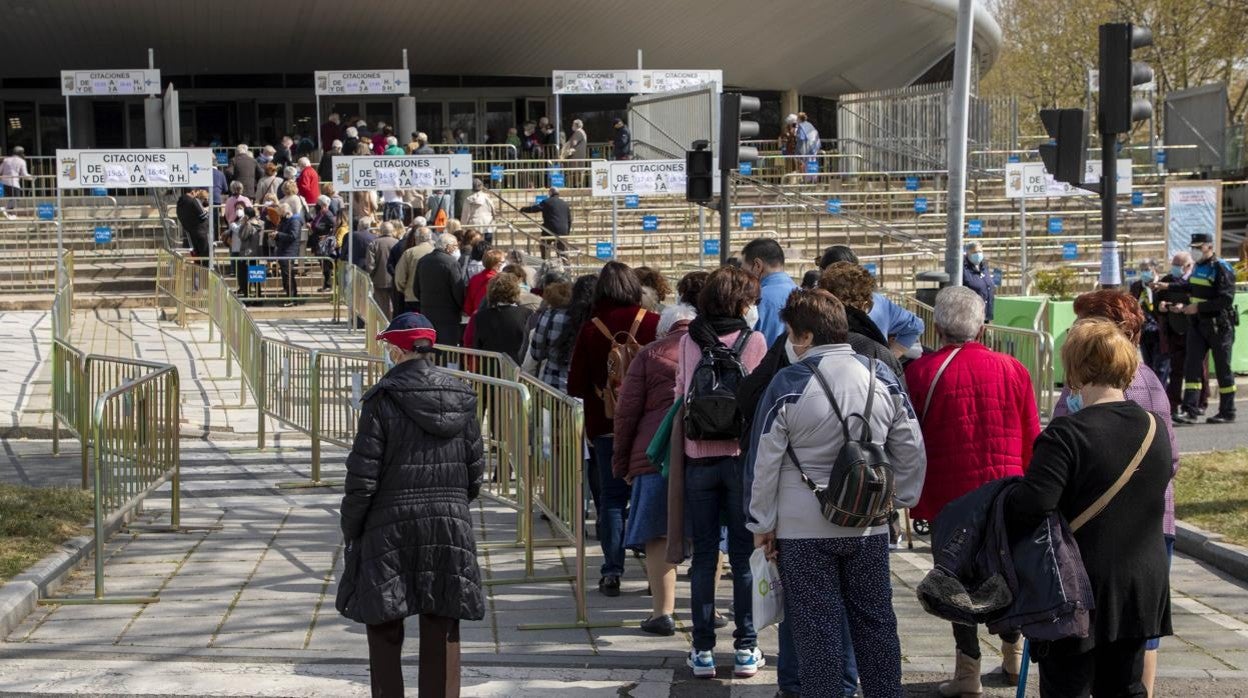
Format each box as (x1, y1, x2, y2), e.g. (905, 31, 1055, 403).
(684, 330, 753, 440)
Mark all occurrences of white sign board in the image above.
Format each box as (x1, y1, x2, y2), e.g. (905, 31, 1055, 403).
(1003, 159, 1133, 199)
(333, 155, 473, 191)
(590, 159, 719, 197)
(61, 69, 161, 96)
(56, 149, 215, 189)
(314, 70, 409, 95)
(1165, 180, 1222, 259)
(553, 69, 723, 95)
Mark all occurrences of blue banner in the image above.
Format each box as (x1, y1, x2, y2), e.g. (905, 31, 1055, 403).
(642, 215, 659, 231)
(826, 198, 842, 214)
(1155, 150, 1167, 165)
(535, 195, 547, 205)
(216, 151, 228, 166)
(864, 263, 877, 276)
(1048, 217, 1063, 234)
(804, 159, 819, 174)
(1062, 242, 1078, 260)
(549, 167, 565, 188)
(739, 211, 755, 228)
(914, 197, 928, 214)
(490, 164, 504, 182)
(624, 194, 640, 209)
(739, 161, 753, 176)
(1131, 191, 1144, 207)
(967, 219, 983, 237)
(703, 238, 720, 256)
(37, 203, 55, 220)
(595, 242, 613, 260)
(93, 226, 112, 244)
(1007, 154, 1020, 163)
(247, 265, 267, 283)
(992, 267, 1003, 287)
(91, 187, 108, 197)
(905, 176, 919, 191)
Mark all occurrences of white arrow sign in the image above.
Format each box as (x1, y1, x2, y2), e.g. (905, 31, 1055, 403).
(334, 155, 474, 191)
(61, 69, 161, 97)
(314, 70, 409, 96)
(1004, 159, 1133, 199)
(56, 149, 215, 189)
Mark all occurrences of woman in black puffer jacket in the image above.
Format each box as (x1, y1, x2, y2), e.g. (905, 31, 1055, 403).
(337, 312, 484, 698)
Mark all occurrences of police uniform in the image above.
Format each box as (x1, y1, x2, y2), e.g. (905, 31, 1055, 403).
(1174, 233, 1238, 423)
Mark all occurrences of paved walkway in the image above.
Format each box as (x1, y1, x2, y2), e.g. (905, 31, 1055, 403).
(3, 313, 1248, 694)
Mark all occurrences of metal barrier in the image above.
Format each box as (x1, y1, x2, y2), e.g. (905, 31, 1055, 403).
(47, 253, 189, 604)
(209, 255, 340, 305)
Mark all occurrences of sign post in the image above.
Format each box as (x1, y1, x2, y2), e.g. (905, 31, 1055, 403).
(314, 68, 411, 151)
(61, 69, 161, 148)
(55, 148, 213, 285)
(552, 69, 723, 151)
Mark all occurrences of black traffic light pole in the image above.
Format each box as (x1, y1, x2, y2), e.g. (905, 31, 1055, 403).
(718, 164, 730, 265)
(1099, 133, 1117, 288)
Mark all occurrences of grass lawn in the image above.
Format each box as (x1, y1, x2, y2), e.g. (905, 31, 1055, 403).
(0, 483, 93, 585)
(1174, 449, 1248, 547)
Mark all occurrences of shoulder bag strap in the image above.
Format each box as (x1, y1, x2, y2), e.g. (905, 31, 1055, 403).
(730, 329, 752, 354)
(808, 358, 853, 445)
(1070, 412, 1157, 532)
(628, 308, 646, 336)
(921, 346, 962, 423)
(590, 317, 614, 342)
(859, 358, 877, 442)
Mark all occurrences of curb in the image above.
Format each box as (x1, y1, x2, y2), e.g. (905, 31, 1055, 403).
(1175, 520, 1248, 582)
(0, 514, 128, 638)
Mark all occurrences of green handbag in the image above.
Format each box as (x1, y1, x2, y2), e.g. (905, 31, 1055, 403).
(646, 396, 684, 478)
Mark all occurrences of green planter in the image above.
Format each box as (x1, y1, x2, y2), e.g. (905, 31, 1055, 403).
(994, 296, 1076, 384)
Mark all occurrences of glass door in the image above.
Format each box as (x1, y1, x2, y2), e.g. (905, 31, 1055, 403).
(484, 100, 515, 145)
(416, 102, 443, 143)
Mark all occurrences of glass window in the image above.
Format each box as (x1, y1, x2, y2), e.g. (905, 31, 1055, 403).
(416, 102, 443, 143)
(365, 102, 394, 132)
(126, 104, 144, 148)
(257, 103, 286, 145)
(40, 104, 68, 154)
(94, 102, 126, 148)
(178, 106, 194, 147)
(4, 102, 37, 154)
(448, 101, 477, 143)
(525, 98, 547, 124)
(291, 102, 316, 141)
(484, 101, 514, 145)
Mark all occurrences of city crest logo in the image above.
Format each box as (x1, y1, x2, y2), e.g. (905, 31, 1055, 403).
(60, 156, 78, 182)
(336, 163, 350, 186)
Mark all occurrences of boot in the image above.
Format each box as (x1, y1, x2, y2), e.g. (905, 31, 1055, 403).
(1000, 637, 1025, 686)
(938, 650, 983, 697)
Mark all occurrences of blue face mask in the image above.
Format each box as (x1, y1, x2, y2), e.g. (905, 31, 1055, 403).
(1140, 270, 1154, 283)
(1066, 392, 1084, 414)
(1171, 265, 1183, 278)
(969, 252, 984, 265)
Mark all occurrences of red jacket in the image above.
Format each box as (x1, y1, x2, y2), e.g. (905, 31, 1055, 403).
(463, 269, 496, 316)
(612, 321, 689, 480)
(297, 168, 321, 206)
(904, 342, 1041, 521)
(567, 302, 659, 439)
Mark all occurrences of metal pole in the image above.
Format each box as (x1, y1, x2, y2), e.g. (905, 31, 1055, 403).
(207, 192, 215, 342)
(943, 0, 976, 287)
(1019, 195, 1029, 287)
(65, 95, 72, 148)
(347, 198, 354, 331)
(611, 195, 618, 260)
(698, 205, 706, 269)
(55, 187, 64, 288)
(554, 94, 561, 157)
(718, 166, 730, 265)
(1099, 135, 1119, 288)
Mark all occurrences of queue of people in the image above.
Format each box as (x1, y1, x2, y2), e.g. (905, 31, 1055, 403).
(337, 235, 1191, 696)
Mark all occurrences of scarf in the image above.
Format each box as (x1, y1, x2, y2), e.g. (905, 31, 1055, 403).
(688, 314, 749, 350)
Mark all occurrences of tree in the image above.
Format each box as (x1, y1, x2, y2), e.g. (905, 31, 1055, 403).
(982, 0, 1248, 134)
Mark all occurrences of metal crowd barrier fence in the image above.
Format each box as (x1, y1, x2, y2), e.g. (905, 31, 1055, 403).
(209, 255, 340, 305)
(47, 254, 191, 604)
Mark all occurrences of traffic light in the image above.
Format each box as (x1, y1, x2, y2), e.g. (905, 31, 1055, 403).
(686, 140, 713, 203)
(719, 93, 760, 170)
(1098, 23, 1153, 134)
(1038, 108, 1088, 187)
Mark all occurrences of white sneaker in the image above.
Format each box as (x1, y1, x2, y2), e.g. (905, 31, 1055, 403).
(2, 211, 14, 220)
(687, 647, 715, 678)
(734, 646, 765, 677)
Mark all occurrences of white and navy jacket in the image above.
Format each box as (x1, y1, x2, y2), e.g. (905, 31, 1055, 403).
(745, 344, 926, 539)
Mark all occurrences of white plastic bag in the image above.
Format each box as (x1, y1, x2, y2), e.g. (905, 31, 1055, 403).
(750, 546, 784, 630)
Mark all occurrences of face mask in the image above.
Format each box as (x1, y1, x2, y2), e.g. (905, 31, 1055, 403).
(451, 249, 462, 261)
(969, 252, 984, 266)
(1140, 270, 1154, 283)
(1066, 392, 1084, 414)
(1171, 265, 1184, 278)
(744, 304, 759, 328)
(1202, 248, 1215, 262)
(784, 337, 803, 364)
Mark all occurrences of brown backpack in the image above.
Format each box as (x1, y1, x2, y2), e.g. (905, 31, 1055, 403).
(591, 309, 646, 419)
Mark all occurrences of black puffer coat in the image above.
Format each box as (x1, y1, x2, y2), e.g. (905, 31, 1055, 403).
(337, 358, 485, 625)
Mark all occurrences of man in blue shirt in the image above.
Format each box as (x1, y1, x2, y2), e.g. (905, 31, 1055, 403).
(819, 245, 925, 352)
(742, 238, 796, 344)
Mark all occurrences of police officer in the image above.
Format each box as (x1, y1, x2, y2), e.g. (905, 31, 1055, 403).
(1155, 233, 1238, 424)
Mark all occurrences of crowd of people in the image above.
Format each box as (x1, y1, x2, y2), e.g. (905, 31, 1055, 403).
(334, 230, 1220, 697)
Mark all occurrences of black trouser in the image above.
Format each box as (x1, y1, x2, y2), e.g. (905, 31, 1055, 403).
(540, 234, 567, 260)
(952, 622, 1020, 661)
(1164, 328, 1207, 412)
(320, 259, 333, 289)
(1036, 638, 1147, 697)
(233, 255, 249, 296)
(365, 615, 461, 698)
(1182, 314, 1236, 416)
(278, 259, 298, 299)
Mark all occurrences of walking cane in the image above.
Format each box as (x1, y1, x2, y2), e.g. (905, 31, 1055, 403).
(1015, 639, 1030, 698)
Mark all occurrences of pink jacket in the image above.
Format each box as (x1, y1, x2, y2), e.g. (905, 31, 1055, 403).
(612, 321, 689, 480)
(676, 329, 768, 459)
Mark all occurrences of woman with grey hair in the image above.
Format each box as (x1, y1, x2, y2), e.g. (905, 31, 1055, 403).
(961, 241, 995, 323)
(904, 286, 1040, 694)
